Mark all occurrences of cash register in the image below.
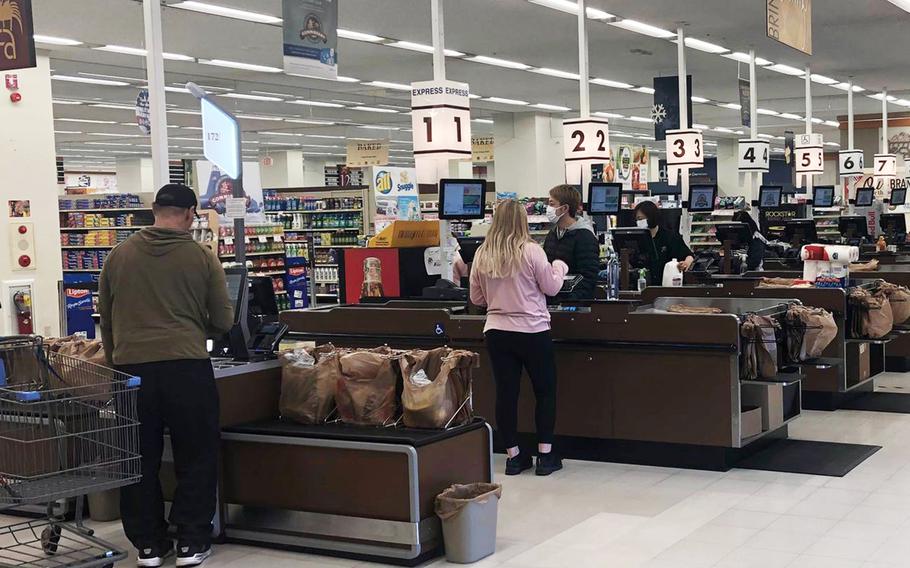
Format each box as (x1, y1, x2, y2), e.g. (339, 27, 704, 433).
(210, 267, 288, 361)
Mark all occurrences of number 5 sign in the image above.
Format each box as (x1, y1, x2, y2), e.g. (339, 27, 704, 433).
(410, 79, 472, 159)
(737, 139, 770, 172)
(665, 128, 704, 185)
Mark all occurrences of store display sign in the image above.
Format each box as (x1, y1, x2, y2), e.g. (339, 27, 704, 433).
(472, 136, 494, 162)
(767, 0, 812, 55)
(225, 197, 246, 220)
(794, 133, 824, 181)
(738, 139, 770, 172)
(371, 166, 420, 232)
(838, 149, 864, 177)
(653, 75, 693, 141)
(874, 153, 898, 178)
(282, 0, 338, 80)
(411, 79, 472, 159)
(346, 139, 389, 167)
(0, 0, 36, 72)
(738, 78, 751, 128)
(135, 89, 151, 135)
(200, 97, 241, 180)
(342, 248, 401, 305)
(665, 128, 704, 185)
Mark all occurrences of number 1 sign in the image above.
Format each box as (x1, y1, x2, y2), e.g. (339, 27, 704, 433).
(410, 80, 472, 160)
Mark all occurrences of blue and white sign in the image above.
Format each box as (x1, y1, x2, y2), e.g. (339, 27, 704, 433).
(135, 89, 151, 135)
(200, 97, 241, 180)
(283, 0, 338, 80)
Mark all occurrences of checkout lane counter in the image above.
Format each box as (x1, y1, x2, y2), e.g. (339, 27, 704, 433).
(282, 299, 802, 471)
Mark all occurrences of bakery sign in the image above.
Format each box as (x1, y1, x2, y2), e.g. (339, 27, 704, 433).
(346, 139, 389, 167)
(0, 0, 37, 72)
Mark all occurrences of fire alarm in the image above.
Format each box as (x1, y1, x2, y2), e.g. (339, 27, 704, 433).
(17, 225, 27, 235)
(5, 74, 18, 90)
(18, 255, 31, 268)
(9, 92, 21, 103)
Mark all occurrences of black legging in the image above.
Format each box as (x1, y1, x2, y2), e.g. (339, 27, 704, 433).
(485, 329, 558, 449)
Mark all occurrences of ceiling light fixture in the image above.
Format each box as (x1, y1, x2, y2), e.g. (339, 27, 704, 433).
(285, 118, 335, 125)
(258, 132, 300, 137)
(810, 74, 838, 85)
(52, 75, 130, 86)
(55, 118, 118, 124)
(365, 80, 412, 91)
(359, 125, 401, 130)
(779, 112, 803, 120)
(527, 0, 613, 19)
(54, 130, 82, 134)
(680, 37, 728, 54)
(33, 34, 82, 46)
(335, 76, 360, 83)
(472, 118, 494, 124)
(533, 103, 571, 111)
(467, 55, 530, 70)
(767, 63, 805, 76)
(756, 108, 779, 115)
(85, 142, 133, 146)
(198, 59, 282, 73)
(337, 28, 385, 42)
(484, 96, 529, 106)
(610, 19, 676, 39)
(93, 45, 193, 61)
(690, 96, 711, 103)
(720, 103, 742, 110)
(165, 86, 192, 94)
(170, 1, 282, 24)
(824, 120, 841, 127)
(832, 83, 865, 92)
(625, 116, 653, 123)
(387, 41, 464, 57)
(534, 68, 581, 80)
(220, 92, 283, 102)
(89, 103, 137, 110)
(590, 77, 633, 89)
(52, 99, 84, 105)
(593, 111, 624, 118)
(287, 100, 345, 108)
(167, 109, 202, 115)
(722, 52, 773, 66)
(351, 106, 399, 113)
(236, 114, 284, 121)
(632, 86, 655, 94)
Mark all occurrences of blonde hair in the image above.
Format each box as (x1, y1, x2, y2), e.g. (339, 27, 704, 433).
(472, 199, 531, 279)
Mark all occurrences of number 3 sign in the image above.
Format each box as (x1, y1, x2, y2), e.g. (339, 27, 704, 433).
(562, 118, 611, 161)
(665, 128, 704, 185)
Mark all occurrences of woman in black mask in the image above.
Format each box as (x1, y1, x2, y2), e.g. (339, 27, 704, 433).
(633, 201, 693, 285)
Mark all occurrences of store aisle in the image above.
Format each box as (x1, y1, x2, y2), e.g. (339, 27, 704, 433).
(7, 373, 910, 567)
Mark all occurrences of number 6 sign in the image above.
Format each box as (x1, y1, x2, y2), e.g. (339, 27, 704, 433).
(838, 149, 864, 177)
(562, 118, 611, 161)
(410, 79, 472, 159)
(665, 128, 704, 185)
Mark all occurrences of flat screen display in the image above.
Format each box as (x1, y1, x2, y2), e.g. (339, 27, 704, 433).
(813, 186, 835, 208)
(759, 185, 783, 208)
(687, 184, 717, 212)
(891, 188, 907, 206)
(224, 268, 247, 324)
(855, 187, 875, 208)
(439, 179, 487, 220)
(588, 183, 622, 214)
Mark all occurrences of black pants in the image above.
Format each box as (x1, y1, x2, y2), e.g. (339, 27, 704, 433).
(484, 330, 558, 449)
(117, 359, 220, 548)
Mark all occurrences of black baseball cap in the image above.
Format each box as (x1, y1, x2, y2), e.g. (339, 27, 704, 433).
(154, 184, 198, 209)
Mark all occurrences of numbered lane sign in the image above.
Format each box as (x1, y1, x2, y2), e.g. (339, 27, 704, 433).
(665, 128, 703, 186)
(562, 118, 611, 162)
(410, 80, 472, 159)
(838, 149, 864, 177)
(795, 133, 824, 175)
(737, 139, 770, 172)
(873, 153, 897, 178)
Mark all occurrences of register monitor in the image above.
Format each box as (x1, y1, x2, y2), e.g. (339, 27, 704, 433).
(587, 182, 622, 215)
(214, 267, 250, 360)
(880, 213, 907, 241)
(783, 219, 818, 246)
(838, 215, 870, 241)
(855, 187, 875, 208)
(610, 227, 656, 276)
(687, 184, 717, 212)
(439, 179, 487, 220)
(813, 185, 835, 208)
(891, 188, 907, 206)
(759, 185, 783, 208)
(715, 222, 753, 248)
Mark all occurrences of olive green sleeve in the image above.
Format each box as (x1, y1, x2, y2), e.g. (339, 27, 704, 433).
(205, 249, 234, 336)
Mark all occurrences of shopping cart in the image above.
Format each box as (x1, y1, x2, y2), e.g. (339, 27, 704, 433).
(0, 336, 141, 567)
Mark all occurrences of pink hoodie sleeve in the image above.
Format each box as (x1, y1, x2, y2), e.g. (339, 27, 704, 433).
(527, 243, 568, 296)
(469, 267, 487, 306)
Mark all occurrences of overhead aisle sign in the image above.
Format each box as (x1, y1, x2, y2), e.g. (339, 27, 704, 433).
(563, 118, 611, 185)
(410, 80, 472, 160)
(838, 149, 864, 177)
(282, 0, 338, 80)
(737, 139, 770, 172)
(664, 128, 704, 185)
(794, 133, 823, 186)
(874, 153, 898, 188)
(200, 97, 241, 180)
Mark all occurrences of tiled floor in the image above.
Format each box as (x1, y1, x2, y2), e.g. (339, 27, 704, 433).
(9, 373, 910, 567)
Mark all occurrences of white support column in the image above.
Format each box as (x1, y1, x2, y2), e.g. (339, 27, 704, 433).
(677, 27, 689, 204)
(431, 0, 446, 81)
(143, 0, 169, 190)
(577, 0, 590, 118)
(847, 82, 855, 150)
(805, 66, 813, 199)
(882, 87, 889, 154)
(748, 50, 759, 209)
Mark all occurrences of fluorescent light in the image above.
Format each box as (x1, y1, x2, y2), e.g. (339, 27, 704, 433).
(52, 75, 130, 86)
(613, 133, 634, 138)
(779, 112, 803, 120)
(714, 127, 734, 133)
(220, 92, 283, 102)
(259, 132, 300, 137)
(469, 94, 482, 99)
(484, 96, 529, 106)
(810, 74, 838, 85)
(337, 28, 385, 42)
(722, 52, 773, 66)
(183, 126, 203, 130)
(869, 92, 898, 102)
(170, 1, 282, 24)
(692, 123, 709, 129)
(55, 118, 118, 124)
(89, 103, 136, 110)
(287, 100, 344, 108)
(682, 37, 728, 54)
(611, 19, 675, 39)
(767, 63, 805, 76)
(632, 86, 655, 94)
(756, 108, 779, 116)
(691, 96, 711, 103)
(33, 34, 82, 46)
(472, 118, 494, 124)
(594, 111, 623, 118)
(359, 125, 400, 131)
(335, 76, 360, 83)
(590, 77, 634, 89)
(895, 99, 910, 108)
(825, 142, 841, 147)
(199, 59, 282, 73)
(833, 83, 865, 92)
(824, 120, 840, 127)
(285, 118, 335, 125)
(533, 103, 571, 111)
(467, 55, 530, 70)
(165, 86, 192, 94)
(534, 68, 580, 80)
(720, 103, 742, 110)
(167, 109, 202, 115)
(351, 106, 398, 113)
(527, 0, 613, 19)
(388, 41, 464, 57)
(93, 45, 193, 61)
(625, 116, 653, 123)
(757, 133, 775, 139)
(85, 142, 133, 146)
(54, 130, 82, 134)
(811, 117, 824, 124)
(365, 80, 412, 91)
(87, 132, 144, 137)
(305, 134, 346, 139)
(53, 99, 84, 105)
(236, 114, 284, 121)
(172, 136, 203, 141)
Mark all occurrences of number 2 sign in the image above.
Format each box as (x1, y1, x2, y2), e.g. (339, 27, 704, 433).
(410, 79, 472, 159)
(562, 118, 611, 161)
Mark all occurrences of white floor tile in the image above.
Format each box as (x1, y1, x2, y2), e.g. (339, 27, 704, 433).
(746, 527, 819, 553)
(709, 508, 780, 529)
(715, 546, 798, 568)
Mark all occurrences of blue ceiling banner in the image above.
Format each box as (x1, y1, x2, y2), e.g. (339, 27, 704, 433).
(653, 75, 693, 141)
(283, 0, 338, 80)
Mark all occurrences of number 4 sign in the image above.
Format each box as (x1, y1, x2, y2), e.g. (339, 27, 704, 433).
(410, 80, 472, 160)
(665, 128, 704, 185)
(737, 139, 770, 172)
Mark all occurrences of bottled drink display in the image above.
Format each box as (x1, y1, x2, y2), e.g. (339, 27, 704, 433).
(361, 257, 384, 298)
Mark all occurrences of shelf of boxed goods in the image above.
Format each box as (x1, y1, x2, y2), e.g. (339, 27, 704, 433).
(59, 196, 154, 273)
(688, 209, 740, 248)
(813, 207, 843, 238)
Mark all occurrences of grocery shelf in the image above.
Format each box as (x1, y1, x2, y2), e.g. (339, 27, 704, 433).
(249, 270, 286, 277)
(61, 245, 117, 249)
(220, 250, 285, 257)
(266, 208, 363, 214)
(314, 279, 339, 284)
(63, 268, 102, 272)
(59, 208, 152, 213)
(285, 227, 360, 232)
(313, 245, 357, 249)
(60, 226, 145, 231)
(315, 292, 339, 297)
(691, 241, 721, 246)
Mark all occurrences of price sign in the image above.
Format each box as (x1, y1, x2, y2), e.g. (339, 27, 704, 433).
(200, 97, 240, 179)
(737, 139, 770, 172)
(838, 149, 864, 177)
(874, 153, 897, 178)
(562, 119, 611, 161)
(410, 80, 472, 159)
(225, 197, 246, 220)
(665, 128, 703, 185)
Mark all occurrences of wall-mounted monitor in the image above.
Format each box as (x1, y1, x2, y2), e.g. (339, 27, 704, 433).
(813, 185, 835, 208)
(687, 184, 717, 212)
(587, 182, 622, 215)
(439, 179, 487, 220)
(855, 187, 875, 208)
(759, 185, 783, 208)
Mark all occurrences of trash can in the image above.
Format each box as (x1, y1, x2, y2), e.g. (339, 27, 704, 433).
(435, 483, 502, 564)
(87, 488, 120, 522)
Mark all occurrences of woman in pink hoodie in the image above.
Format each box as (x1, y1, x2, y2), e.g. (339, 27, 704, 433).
(470, 199, 568, 476)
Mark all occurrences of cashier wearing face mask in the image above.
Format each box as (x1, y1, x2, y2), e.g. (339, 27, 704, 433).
(542, 185, 600, 299)
(634, 201, 694, 284)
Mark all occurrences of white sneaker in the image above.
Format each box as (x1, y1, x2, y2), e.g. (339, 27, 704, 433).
(176, 544, 212, 567)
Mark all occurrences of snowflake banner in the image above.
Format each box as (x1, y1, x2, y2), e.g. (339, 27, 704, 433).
(653, 75, 693, 141)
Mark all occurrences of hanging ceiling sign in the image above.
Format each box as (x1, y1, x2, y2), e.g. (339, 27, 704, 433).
(0, 0, 36, 72)
(737, 139, 770, 172)
(874, 153, 898, 188)
(200, 97, 241, 180)
(838, 149, 864, 177)
(471, 135, 494, 162)
(794, 132, 823, 186)
(766, 0, 812, 55)
(563, 118, 611, 185)
(664, 128, 704, 185)
(282, 0, 338, 80)
(410, 80, 472, 160)
(135, 89, 151, 135)
(346, 139, 389, 167)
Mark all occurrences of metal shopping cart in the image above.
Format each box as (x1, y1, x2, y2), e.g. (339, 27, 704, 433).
(0, 336, 141, 567)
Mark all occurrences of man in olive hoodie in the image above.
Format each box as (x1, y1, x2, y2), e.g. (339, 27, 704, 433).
(98, 184, 233, 568)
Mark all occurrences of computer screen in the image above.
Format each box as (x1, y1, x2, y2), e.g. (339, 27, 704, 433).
(588, 182, 622, 214)
(439, 179, 487, 220)
(891, 188, 907, 206)
(759, 185, 783, 208)
(687, 185, 717, 212)
(813, 186, 835, 208)
(855, 187, 875, 208)
(224, 268, 247, 325)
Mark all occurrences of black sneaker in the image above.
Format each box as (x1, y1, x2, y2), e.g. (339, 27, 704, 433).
(504, 453, 533, 475)
(176, 543, 212, 567)
(137, 541, 173, 568)
(536, 453, 563, 476)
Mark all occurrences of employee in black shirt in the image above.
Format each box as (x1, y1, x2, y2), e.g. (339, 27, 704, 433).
(543, 184, 600, 299)
(634, 201, 694, 285)
(732, 210, 767, 271)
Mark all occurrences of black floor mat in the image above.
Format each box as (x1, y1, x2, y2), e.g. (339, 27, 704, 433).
(734, 439, 880, 477)
(839, 391, 910, 414)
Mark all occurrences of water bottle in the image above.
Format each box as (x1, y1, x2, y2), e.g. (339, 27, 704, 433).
(637, 269, 648, 292)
